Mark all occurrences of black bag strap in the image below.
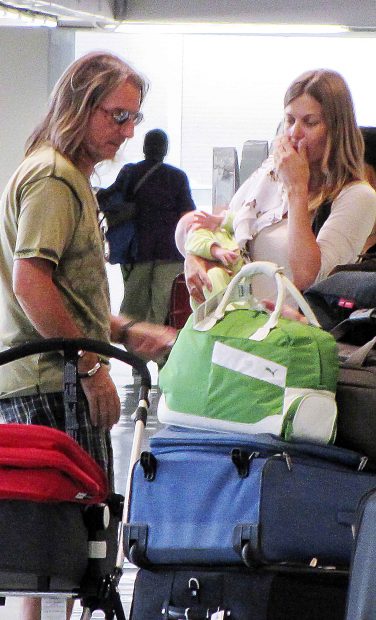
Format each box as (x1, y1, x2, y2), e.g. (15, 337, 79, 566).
(311, 199, 332, 236)
(133, 161, 162, 195)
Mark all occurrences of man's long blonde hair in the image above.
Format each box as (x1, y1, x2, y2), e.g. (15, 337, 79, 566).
(284, 69, 365, 210)
(25, 51, 148, 166)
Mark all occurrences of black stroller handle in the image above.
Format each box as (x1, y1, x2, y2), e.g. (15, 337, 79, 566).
(0, 337, 152, 389)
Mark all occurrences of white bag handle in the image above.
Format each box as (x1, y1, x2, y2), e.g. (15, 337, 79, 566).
(193, 261, 321, 339)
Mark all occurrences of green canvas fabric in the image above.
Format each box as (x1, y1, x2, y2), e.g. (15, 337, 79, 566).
(158, 307, 339, 444)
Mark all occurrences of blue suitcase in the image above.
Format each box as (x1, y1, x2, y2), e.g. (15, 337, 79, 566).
(124, 427, 376, 569)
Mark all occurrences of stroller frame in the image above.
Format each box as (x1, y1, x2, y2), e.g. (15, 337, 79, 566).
(0, 338, 151, 620)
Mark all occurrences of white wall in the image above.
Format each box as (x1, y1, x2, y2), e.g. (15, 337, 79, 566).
(0, 28, 49, 191)
(0, 28, 74, 193)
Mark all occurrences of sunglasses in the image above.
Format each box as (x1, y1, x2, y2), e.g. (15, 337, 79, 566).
(99, 106, 144, 126)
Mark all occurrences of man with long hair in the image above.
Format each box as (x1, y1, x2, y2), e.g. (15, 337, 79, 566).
(0, 51, 176, 620)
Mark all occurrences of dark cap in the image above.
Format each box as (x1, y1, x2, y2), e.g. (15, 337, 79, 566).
(143, 129, 168, 161)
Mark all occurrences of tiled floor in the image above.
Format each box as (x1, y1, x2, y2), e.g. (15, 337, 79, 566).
(0, 358, 161, 620)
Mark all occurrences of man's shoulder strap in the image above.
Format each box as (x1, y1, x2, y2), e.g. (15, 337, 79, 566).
(133, 161, 163, 195)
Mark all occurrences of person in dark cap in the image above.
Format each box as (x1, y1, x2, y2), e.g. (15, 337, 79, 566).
(143, 127, 169, 159)
(97, 128, 196, 330)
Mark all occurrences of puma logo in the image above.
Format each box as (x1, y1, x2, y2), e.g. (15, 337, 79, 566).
(265, 367, 278, 377)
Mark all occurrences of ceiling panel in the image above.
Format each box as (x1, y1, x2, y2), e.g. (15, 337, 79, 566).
(1, 0, 376, 29)
(124, 0, 376, 29)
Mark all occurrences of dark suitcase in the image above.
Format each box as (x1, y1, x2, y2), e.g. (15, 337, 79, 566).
(303, 269, 376, 460)
(124, 427, 375, 569)
(0, 501, 88, 591)
(345, 488, 376, 620)
(167, 272, 191, 329)
(130, 567, 348, 620)
(335, 337, 376, 461)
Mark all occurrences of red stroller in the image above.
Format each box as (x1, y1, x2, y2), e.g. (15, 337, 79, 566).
(0, 338, 151, 620)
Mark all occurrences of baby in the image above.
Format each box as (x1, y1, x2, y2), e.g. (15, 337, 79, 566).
(184, 210, 245, 309)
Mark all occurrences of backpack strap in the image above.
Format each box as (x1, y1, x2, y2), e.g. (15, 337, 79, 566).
(133, 161, 163, 195)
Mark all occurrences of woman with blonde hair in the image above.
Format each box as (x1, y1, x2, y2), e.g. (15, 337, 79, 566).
(177, 69, 376, 303)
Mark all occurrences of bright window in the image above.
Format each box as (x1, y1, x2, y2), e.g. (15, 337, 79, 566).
(76, 30, 376, 208)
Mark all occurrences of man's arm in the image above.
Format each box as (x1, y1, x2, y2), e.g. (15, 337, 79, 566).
(13, 257, 120, 429)
(175, 171, 196, 213)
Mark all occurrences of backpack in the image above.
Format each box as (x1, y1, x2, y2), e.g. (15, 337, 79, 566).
(97, 161, 162, 266)
(304, 253, 376, 343)
(97, 179, 138, 266)
(102, 211, 138, 266)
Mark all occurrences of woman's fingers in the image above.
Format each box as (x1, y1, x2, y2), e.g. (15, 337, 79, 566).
(184, 255, 213, 296)
(189, 284, 206, 304)
(262, 299, 308, 323)
(124, 323, 177, 361)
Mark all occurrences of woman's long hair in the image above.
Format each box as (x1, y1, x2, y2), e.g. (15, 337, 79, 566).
(284, 69, 364, 209)
(25, 51, 148, 166)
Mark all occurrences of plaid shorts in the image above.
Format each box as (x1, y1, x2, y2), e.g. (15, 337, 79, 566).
(0, 391, 114, 487)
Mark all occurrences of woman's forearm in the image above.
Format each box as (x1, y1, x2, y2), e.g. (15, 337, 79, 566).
(287, 191, 321, 290)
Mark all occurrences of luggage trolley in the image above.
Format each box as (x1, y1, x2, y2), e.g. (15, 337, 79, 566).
(0, 337, 152, 620)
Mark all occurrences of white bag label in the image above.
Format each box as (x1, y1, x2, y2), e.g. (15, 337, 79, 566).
(212, 341, 287, 388)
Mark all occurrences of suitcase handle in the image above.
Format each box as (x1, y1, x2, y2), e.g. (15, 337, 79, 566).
(341, 335, 376, 367)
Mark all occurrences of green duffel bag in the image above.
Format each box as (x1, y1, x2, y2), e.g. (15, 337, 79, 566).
(158, 261, 339, 444)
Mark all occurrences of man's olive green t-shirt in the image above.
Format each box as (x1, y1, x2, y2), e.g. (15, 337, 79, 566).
(0, 145, 111, 397)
